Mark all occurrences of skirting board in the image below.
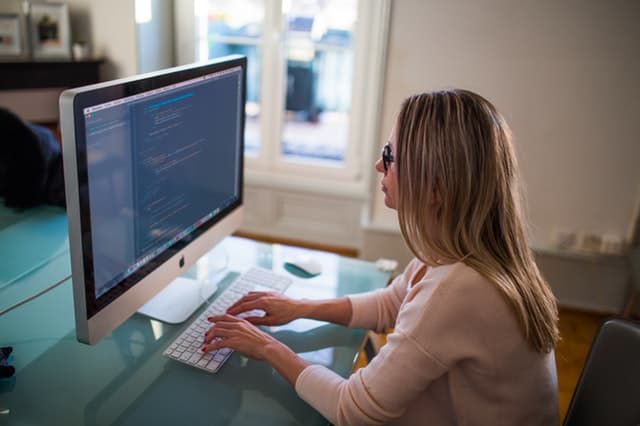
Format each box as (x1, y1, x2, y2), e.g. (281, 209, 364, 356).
(534, 249, 631, 314)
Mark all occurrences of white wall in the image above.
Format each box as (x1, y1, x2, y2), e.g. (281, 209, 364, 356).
(360, 0, 640, 313)
(0, 0, 137, 80)
(173, 0, 196, 65)
(0, 1, 137, 119)
(136, 0, 174, 73)
(370, 0, 640, 251)
(67, 0, 137, 80)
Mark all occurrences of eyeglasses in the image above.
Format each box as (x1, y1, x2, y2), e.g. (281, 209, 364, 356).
(381, 142, 395, 172)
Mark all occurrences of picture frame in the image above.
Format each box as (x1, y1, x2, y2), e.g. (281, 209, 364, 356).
(28, 2, 71, 59)
(0, 13, 25, 59)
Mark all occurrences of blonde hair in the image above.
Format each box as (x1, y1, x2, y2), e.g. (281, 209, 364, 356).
(395, 89, 559, 353)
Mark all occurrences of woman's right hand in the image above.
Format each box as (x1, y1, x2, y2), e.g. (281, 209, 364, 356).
(226, 291, 304, 326)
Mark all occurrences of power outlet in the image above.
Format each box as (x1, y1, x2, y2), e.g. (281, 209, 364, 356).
(553, 229, 577, 251)
(578, 232, 603, 253)
(601, 234, 625, 255)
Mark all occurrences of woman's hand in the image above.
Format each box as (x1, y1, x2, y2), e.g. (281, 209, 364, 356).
(225, 291, 303, 326)
(202, 314, 280, 360)
(202, 314, 310, 386)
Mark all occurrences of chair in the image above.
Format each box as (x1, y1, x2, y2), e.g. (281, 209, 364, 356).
(623, 214, 640, 318)
(623, 246, 640, 318)
(563, 318, 640, 426)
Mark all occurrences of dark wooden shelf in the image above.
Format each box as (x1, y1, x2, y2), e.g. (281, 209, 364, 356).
(0, 59, 104, 90)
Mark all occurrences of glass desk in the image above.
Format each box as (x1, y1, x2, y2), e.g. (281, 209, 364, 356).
(0, 207, 391, 425)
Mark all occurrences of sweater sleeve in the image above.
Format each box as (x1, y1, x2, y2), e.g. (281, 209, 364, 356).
(347, 259, 419, 332)
(295, 327, 448, 425)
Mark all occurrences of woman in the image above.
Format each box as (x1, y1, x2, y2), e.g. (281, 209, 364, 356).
(203, 89, 560, 425)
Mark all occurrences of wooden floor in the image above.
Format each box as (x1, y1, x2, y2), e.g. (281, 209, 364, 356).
(555, 307, 609, 421)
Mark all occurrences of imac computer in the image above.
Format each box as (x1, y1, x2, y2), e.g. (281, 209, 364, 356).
(60, 55, 246, 345)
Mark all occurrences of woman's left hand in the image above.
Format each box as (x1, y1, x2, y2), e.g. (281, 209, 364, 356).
(202, 314, 279, 360)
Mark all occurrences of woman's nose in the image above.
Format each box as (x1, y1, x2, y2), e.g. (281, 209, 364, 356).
(375, 157, 384, 173)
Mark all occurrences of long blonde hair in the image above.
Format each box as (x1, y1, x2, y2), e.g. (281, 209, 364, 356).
(395, 89, 559, 353)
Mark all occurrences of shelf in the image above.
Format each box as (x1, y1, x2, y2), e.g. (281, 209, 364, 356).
(0, 59, 104, 90)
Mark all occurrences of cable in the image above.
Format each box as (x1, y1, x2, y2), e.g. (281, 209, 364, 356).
(0, 274, 71, 318)
(1, 249, 229, 318)
(0, 247, 67, 291)
(1, 248, 230, 318)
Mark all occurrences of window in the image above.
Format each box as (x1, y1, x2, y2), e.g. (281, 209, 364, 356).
(183, 0, 389, 195)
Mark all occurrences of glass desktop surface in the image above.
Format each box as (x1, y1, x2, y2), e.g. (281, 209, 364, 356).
(0, 206, 68, 304)
(0, 207, 391, 426)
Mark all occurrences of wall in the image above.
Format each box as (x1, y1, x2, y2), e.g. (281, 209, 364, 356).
(66, 0, 137, 80)
(369, 0, 640, 250)
(0, 0, 137, 121)
(173, 0, 196, 66)
(136, 0, 174, 73)
(67, 0, 176, 78)
(0, 1, 79, 121)
(363, 0, 640, 313)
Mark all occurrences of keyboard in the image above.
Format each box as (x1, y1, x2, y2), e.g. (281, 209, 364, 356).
(163, 266, 292, 373)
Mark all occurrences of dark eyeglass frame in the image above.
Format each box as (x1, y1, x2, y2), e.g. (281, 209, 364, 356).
(381, 142, 395, 172)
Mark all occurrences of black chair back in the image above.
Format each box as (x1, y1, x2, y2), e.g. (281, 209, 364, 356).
(563, 318, 640, 426)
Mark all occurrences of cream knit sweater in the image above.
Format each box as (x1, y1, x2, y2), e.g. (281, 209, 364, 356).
(295, 259, 559, 425)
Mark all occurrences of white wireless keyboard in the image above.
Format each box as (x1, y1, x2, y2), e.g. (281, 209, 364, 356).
(163, 266, 292, 373)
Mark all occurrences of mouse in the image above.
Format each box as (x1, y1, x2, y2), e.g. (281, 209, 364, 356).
(284, 255, 322, 276)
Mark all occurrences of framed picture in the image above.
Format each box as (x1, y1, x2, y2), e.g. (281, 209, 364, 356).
(28, 2, 71, 59)
(0, 13, 24, 58)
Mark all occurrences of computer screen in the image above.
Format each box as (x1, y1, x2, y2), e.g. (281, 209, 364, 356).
(60, 55, 246, 344)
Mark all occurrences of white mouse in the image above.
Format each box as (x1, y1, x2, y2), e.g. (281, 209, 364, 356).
(284, 255, 322, 276)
